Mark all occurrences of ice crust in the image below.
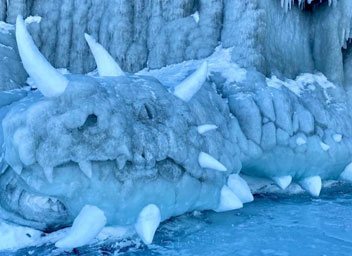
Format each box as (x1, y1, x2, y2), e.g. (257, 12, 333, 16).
(0, 0, 352, 88)
(1, 0, 352, 248)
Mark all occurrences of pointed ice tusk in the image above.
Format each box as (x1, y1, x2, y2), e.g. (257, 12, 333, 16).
(134, 204, 161, 245)
(198, 152, 227, 171)
(43, 167, 53, 183)
(215, 185, 243, 212)
(299, 176, 322, 197)
(340, 162, 352, 182)
(227, 174, 254, 203)
(174, 61, 208, 102)
(78, 161, 93, 179)
(56, 205, 107, 249)
(16, 15, 68, 97)
(273, 175, 292, 190)
(84, 33, 125, 77)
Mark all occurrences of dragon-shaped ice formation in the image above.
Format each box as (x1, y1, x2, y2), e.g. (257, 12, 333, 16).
(1, 0, 352, 247)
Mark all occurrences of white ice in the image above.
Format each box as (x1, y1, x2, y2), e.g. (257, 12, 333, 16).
(197, 124, 218, 134)
(84, 33, 125, 77)
(299, 176, 322, 197)
(340, 162, 352, 182)
(15, 15, 68, 97)
(273, 175, 292, 190)
(333, 134, 342, 143)
(215, 185, 243, 212)
(134, 204, 161, 245)
(55, 205, 107, 249)
(296, 137, 306, 145)
(227, 174, 254, 203)
(320, 142, 330, 151)
(174, 61, 208, 102)
(198, 152, 227, 172)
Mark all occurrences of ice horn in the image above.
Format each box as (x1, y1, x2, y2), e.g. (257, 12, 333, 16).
(84, 33, 125, 77)
(174, 61, 208, 102)
(15, 15, 68, 97)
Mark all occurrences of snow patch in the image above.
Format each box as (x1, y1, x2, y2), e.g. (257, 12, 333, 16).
(0, 21, 14, 35)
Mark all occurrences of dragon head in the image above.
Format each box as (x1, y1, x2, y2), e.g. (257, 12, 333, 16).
(0, 16, 243, 234)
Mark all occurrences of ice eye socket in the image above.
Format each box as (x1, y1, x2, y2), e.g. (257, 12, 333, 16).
(81, 114, 98, 128)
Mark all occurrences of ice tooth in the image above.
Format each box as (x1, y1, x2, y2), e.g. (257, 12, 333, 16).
(197, 124, 218, 134)
(15, 15, 68, 97)
(198, 152, 227, 172)
(79, 161, 93, 179)
(55, 205, 107, 249)
(299, 176, 322, 197)
(273, 175, 292, 190)
(84, 33, 125, 77)
(43, 167, 54, 183)
(340, 162, 352, 182)
(116, 155, 127, 170)
(174, 61, 208, 102)
(134, 204, 161, 245)
(215, 185, 243, 212)
(227, 174, 254, 203)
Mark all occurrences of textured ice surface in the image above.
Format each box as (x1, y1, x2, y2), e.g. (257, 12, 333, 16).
(1, 0, 352, 87)
(3, 183, 352, 255)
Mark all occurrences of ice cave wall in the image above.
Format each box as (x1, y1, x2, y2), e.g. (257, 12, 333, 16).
(1, 0, 352, 90)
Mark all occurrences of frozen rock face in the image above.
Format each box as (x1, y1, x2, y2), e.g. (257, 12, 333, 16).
(1, 0, 352, 87)
(0, 0, 222, 74)
(0, 22, 26, 91)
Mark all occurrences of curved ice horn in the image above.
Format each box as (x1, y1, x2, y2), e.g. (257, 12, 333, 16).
(84, 33, 125, 77)
(174, 61, 208, 102)
(16, 15, 68, 97)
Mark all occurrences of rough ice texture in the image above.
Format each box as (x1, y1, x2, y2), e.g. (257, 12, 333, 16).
(0, 22, 27, 91)
(0, 71, 240, 230)
(1, 0, 352, 87)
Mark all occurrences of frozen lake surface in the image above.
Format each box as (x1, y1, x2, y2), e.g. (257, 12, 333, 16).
(6, 183, 352, 256)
